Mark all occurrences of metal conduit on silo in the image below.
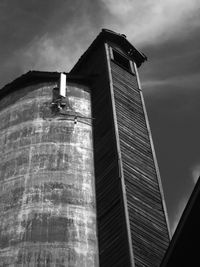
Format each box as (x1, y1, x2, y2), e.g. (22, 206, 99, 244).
(0, 76, 98, 266)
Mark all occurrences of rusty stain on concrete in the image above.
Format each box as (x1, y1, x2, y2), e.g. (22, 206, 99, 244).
(0, 82, 98, 266)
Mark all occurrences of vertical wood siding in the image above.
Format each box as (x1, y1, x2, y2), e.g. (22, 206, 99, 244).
(90, 50, 132, 267)
(71, 46, 133, 266)
(111, 61, 170, 267)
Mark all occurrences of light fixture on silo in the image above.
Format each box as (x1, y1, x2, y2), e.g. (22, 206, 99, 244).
(59, 73, 66, 98)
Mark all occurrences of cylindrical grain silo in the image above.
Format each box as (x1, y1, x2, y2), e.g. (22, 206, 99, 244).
(0, 72, 98, 266)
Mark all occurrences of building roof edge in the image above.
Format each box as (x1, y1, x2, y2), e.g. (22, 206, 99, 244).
(0, 71, 92, 99)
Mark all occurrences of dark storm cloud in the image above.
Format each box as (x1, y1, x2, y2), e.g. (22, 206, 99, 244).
(140, 32, 200, 88)
(0, 0, 62, 56)
(144, 83, 200, 233)
(138, 28, 200, 233)
(0, 0, 106, 87)
(0, 0, 104, 51)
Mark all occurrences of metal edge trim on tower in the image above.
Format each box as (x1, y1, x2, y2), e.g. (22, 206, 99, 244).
(133, 62, 172, 240)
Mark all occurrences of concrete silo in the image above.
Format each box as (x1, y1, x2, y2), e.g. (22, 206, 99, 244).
(0, 72, 98, 266)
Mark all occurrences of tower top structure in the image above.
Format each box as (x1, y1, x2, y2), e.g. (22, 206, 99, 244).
(71, 28, 147, 74)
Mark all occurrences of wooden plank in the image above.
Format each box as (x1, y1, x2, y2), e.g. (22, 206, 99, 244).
(111, 60, 170, 267)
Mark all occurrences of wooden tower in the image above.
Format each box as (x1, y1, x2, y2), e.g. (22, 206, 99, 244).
(70, 29, 171, 267)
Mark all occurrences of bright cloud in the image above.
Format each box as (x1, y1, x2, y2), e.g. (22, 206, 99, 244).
(191, 163, 200, 184)
(101, 0, 200, 45)
(171, 197, 187, 235)
(170, 163, 200, 234)
(142, 73, 200, 93)
(12, 21, 96, 73)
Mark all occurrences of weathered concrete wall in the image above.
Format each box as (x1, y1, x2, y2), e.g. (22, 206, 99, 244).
(0, 82, 98, 266)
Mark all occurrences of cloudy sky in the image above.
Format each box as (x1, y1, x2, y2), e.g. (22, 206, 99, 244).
(0, 0, 200, 235)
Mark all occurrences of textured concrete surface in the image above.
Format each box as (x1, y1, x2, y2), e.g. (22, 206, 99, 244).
(0, 82, 98, 266)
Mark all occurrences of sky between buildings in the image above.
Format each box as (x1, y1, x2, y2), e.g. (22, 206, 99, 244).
(0, 0, 200, 235)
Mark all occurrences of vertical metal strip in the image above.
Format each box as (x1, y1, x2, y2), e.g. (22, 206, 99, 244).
(133, 62, 172, 239)
(105, 43, 135, 267)
(90, 92, 100, 267)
